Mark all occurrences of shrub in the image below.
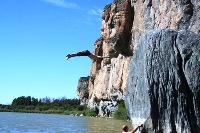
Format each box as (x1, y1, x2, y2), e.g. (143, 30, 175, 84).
(113, 100, 128, 120)
(85, 109, 97, 117)
(25, 106, 35, 110)
(77, 105, 86, 111)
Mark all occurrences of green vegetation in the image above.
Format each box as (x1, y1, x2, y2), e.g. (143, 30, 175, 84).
(0, 96, 97, 117)
(113, 100, 128, 120)
(0, 96, 130, 120)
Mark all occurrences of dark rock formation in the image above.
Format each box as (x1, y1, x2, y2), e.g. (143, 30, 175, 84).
(98, 100, 118, 117)
(125, 28, 200, 133)
(77, 77, 89, 105)
(77, 76, 118, 117)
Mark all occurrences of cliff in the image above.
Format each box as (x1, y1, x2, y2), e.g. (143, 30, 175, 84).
(86, 0, 134, 117)
(77, 0, 200, 132)
(126, 29, 200, 132)
(77, 77, 89, 105)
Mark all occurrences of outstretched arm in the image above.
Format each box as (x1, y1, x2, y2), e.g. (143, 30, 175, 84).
(131, 124, 143, 133)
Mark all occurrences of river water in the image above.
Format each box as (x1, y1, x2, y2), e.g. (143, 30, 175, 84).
(0, 112, 132, 133)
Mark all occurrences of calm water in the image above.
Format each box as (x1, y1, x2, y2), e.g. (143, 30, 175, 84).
(0, 112, 132, 133)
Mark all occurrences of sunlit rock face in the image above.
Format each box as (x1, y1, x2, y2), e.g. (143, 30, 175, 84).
(87, 0, 133, 117)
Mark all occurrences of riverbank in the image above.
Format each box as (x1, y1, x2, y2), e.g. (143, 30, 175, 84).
(0, 96, 128, 120)
(0, 105, 97, 117)
(0, 96, 98, 117)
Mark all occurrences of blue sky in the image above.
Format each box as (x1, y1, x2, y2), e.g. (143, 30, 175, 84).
(0, 0, 112, 104)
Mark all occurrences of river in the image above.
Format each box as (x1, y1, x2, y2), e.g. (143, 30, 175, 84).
(0, 112, 132, 133)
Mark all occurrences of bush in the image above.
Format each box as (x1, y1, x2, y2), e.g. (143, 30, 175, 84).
(85, 109, 97, 117)
(113, 108, 127, 120)
(113, 100, 128, 120)
(25, 106, 35, 110)
(77, 105, 86, 111)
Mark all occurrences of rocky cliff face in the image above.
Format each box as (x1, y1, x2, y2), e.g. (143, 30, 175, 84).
(86, 0, 134, 117)
(126, 29, 200, 133)
(77, 0, 200, 131)
(77, 77, 89, 105)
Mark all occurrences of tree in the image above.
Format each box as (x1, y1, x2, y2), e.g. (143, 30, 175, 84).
(31, 97, 39, 106)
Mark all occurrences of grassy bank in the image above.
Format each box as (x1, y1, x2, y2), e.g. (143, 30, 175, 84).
(0, 96, 98, 117)
(0, 96, 129, 120)
(0, 105, 97, 117)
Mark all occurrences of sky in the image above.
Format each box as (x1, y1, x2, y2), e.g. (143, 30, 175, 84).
(0, 0, 113, 104)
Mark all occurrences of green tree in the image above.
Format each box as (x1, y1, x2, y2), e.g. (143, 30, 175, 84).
(31, 97, 39, 106)
(26, 96, 31, 106)
(77, 105, 86, 111)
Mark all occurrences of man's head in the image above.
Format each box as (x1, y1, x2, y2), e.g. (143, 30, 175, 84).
(122, 125, 129, 132)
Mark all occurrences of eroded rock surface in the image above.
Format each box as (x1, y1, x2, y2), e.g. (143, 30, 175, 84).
(87, 0, 133, 117)
(126, 28, 200, 133)
(77, 0, 200, 126)
(77, 77, 89, 105)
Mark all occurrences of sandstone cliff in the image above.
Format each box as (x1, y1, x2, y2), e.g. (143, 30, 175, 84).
(77, 0, 200, 132)
(87, 0, 134, 117)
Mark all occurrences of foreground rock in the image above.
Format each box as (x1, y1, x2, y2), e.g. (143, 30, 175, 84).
(125, 28, 200, 133)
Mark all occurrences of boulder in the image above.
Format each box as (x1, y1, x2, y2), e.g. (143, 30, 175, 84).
(125, 28, 200, 133)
